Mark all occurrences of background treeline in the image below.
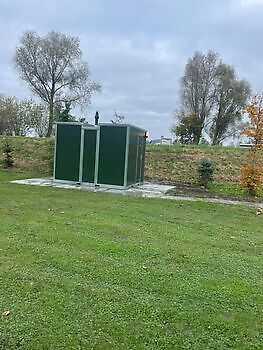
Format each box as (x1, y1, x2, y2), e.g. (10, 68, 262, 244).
(0, 30, 253, 146)
(0, 95, 79, 137)
(0, 95, 48, 137)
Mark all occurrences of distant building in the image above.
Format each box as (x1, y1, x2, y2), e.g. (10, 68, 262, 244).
(150, 136, 173, 145)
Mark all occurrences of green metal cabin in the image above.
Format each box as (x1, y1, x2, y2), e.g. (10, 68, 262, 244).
(53, 122, 147, 188)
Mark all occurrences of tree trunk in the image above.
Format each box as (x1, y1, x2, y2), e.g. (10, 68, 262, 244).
(212, 134, 220, 145)
(211, 113, 222, 145)
(211, 121, 220, 145)
(46, 98, 54, 137)
(193, 129, 202, 144)
(193, 120, 203, 144)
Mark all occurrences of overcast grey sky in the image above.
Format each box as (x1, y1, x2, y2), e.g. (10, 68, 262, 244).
(1, 0, 263, 139)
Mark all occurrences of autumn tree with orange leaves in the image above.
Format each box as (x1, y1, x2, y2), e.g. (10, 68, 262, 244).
(240, 95, 263, 196)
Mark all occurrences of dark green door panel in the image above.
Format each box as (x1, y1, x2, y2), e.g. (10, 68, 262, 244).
(55, 124, 81, 181)
(98, 126, 126, 186)
(82, 129, 97, 183)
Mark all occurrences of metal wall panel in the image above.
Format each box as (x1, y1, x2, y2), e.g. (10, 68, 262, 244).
(127, 127, 138, 186)
(136, 135, 144, 183)
(54, 124, 81, 181)
(127, 128, 146, 185)
(82, 129, 97, 183)
(98, 126, 127, 186)
(140, 135, 146, 183)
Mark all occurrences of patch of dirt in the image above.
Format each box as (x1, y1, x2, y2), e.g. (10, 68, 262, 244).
(153, 181, 263, 203)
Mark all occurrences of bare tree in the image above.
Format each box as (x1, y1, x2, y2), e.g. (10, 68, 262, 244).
(0, 95, 28, 135)
(30, 103, 49, 137)
(179, 51, 219, 143)
(0, 95, 48, 136)
(0, 95, 14, 135)
(209, 64, 251, 145)
(111, 110, 125, 124)
(13, 31, 101, 136)
(174, 51, 251, 145)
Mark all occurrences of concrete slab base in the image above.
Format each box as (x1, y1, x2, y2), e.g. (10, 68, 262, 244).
(10, 178, 174, 198)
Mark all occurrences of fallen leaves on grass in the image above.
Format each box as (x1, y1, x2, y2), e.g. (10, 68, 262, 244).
(256, 208, 263, 216)
(2, 310, 10, 316)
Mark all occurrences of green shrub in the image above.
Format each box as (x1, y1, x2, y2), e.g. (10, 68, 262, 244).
(2, 142, 14, 168)
(197, 159, 214, 187)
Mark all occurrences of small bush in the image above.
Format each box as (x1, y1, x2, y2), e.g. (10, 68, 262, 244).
(2, 142, 14, 168)
(241, 162, 262, 197)
(197, 159, 214, 187)
(240, 95, 263, 197)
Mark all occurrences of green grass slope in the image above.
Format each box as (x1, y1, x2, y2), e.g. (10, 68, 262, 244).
(0, 136, 53, 176)
(0, 171, 262, 349)
(0, 136, 252, 183)
(145, 144, 248, 183)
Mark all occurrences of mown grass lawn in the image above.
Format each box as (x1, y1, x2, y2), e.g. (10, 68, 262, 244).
(0, 171, 262, 350)
(167, 181, 263, 201)
(208, 182, 263, 200)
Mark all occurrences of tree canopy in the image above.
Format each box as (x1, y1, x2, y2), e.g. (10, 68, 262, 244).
(13, 30, 101, 136)
(172, 51, 251, 145)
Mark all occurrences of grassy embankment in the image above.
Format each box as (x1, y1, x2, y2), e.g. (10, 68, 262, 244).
(0, 136, 53, 176)
(1, 135, 262, 199)
(0, 136, 248, 182)
(145, 144, 247, 183)
(0, 170, 262, 349)
(145, 144, 263, 199)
